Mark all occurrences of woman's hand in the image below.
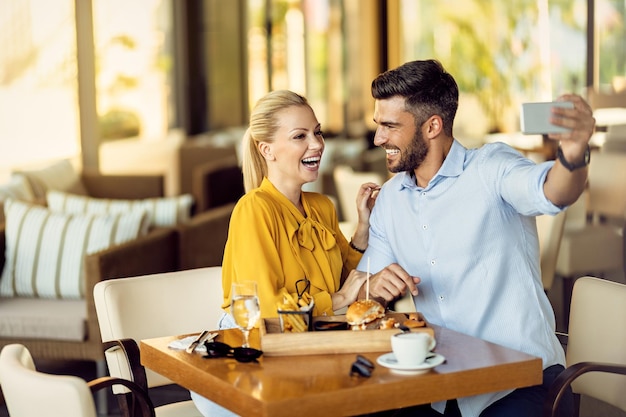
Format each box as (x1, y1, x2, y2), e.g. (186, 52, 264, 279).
(356, 182, 380, 226)
(331, 269, 368, 311)
(350, 182, 381, 251)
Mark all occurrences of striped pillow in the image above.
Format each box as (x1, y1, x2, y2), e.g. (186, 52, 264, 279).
(0, 199, 150, 299)
(46, 190, 194, 229)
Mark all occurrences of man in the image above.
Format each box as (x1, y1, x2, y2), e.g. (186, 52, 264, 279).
(359, 59, 594, 416)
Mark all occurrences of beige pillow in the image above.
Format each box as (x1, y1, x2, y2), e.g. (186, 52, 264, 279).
(0, 175, 35, 202)
(0, 199, 150, 299)
(0, 175, 36, 224)
(13, 159, 87, 200)
(46, 190, 194, 228)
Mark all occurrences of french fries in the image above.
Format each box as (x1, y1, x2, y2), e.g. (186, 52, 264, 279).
(277, 292, 313, 333)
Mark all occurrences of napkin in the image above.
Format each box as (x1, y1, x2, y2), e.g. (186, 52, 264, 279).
(168, 335, 208, 353)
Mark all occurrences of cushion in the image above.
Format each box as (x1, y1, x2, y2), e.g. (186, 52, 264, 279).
(0, 175, 35, 203)
(0, 199, 150, 300)
(13, 159, 87, 200)
(0, 175, 36, 224)
(0, 297, 86, 341)
(46, 190, 194, 228)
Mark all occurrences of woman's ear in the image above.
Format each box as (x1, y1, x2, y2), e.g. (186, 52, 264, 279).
(258, 141, 275, 161)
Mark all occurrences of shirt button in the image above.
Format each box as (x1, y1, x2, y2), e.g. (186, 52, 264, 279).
(421, 192, 426, 196)
(422, 224, 428, 230)
(430, 260, 436, 266)
(439, 295, 444, 301)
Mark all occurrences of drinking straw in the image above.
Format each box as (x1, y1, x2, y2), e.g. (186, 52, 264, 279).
(366, 257, 370, 300)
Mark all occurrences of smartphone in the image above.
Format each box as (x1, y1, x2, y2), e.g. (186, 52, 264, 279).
(520, 101, 574, 134)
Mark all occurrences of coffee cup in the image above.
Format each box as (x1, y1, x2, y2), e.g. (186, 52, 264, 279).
(391, 332, 436, 366)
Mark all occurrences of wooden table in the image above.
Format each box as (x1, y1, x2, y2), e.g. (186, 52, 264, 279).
(141, 325, 542, 417)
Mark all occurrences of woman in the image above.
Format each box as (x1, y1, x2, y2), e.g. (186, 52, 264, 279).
(191, 90, 379, 416)
(223, 89, 378, 319)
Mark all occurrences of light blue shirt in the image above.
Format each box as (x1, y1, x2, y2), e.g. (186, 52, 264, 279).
(358, 140, 565, 417)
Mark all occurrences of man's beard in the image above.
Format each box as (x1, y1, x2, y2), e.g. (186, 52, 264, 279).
(387, 129, 428, 173)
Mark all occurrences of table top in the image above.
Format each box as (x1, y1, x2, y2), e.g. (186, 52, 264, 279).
(140, 325, 542, 417)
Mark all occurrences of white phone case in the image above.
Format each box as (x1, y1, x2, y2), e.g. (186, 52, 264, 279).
(520, 101, 574, 134)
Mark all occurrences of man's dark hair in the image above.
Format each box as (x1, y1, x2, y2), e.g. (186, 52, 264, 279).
(371, 59, 459, 136)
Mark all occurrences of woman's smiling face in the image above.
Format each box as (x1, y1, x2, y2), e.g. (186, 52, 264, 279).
(263, 104, 325, 189)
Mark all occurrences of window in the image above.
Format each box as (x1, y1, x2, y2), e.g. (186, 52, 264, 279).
(246, 0, 350, 135)
(0, 0, 175, 182)
(397, 0, 587, 138)
(0, 0, 79, 181)
(596, 0, 626, 91)
(92, 0, 175, 142)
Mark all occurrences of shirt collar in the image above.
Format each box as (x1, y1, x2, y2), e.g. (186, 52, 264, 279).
(397, 139, 467, 191)
(260, 177, 306, 219)
(259, 178, 335, 251)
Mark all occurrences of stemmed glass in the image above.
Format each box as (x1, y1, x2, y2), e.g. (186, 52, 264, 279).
(230, 281, 261, 348)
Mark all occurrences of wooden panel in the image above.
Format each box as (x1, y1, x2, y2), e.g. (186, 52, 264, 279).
(260, 312, 433, 356)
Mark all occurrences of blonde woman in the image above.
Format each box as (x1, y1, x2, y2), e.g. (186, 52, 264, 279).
(191, 90, 380, 417)
(220, 90, 379, 320)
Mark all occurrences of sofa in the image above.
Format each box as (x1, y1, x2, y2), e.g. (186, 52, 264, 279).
(0, 222, 178, 365)
(0, 159, 234, 370)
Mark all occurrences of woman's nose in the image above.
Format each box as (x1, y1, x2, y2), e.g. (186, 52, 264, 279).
(309, 135, 324, 149)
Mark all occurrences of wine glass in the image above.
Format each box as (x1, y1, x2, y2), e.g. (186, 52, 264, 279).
(230, 281, 261, 348)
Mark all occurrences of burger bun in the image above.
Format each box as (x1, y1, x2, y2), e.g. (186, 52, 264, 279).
(346, 299, 385, 326)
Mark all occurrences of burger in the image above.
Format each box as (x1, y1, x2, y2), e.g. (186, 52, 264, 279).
(346, 299, 385, 330)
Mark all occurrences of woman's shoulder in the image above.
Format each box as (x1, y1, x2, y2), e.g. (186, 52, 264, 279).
(233, 188, 279, 215)
(303, 191, 336, 212)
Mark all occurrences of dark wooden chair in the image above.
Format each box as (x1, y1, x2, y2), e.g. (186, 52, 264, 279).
(192, 154, 244, 213)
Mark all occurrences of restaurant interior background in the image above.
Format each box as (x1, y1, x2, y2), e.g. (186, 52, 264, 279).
(1, 0, 624, 184)
(0, 1, 625, 416)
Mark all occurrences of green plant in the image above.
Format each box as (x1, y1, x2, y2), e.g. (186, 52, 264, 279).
(99, 109, 141, 140)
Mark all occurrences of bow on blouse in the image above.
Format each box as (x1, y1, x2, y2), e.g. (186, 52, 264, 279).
(296, 217, 336, 251)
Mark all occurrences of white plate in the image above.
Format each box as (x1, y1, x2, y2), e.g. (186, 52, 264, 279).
(376, 352, 445, 375)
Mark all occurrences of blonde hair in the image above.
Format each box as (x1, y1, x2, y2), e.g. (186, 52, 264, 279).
(242, 90, 310, 192)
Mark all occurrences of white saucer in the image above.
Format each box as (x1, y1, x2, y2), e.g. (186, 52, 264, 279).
(376, 352, 445, 375)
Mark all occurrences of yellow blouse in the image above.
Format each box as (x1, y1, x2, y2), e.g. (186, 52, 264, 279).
(221, 178, 362, 318)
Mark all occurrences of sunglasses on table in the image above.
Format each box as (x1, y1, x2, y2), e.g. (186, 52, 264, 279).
(202, 340, 263, 363)
(350, 354, 375, 377)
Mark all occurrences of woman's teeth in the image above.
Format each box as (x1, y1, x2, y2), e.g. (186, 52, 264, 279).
(302, 157, 320, 167)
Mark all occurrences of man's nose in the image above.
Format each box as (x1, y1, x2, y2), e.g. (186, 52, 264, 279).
(373, 127, 385, 146)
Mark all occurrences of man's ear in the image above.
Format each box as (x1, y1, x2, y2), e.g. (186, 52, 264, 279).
(425, 115, 443, 138)
(258, 142, 275, 161)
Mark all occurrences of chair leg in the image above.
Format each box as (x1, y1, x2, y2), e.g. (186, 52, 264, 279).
(562, 276, 574, 332)
(95, 359, 109, 417)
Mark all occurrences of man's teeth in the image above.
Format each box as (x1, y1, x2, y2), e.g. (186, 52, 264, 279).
(385, 149, 400, 155)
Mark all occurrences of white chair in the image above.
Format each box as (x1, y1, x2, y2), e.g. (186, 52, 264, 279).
(0, 343, 154, 417)
(555, 151, 626, 328)
(333, 164, 384, 225)
(537, 211, 567, 293)
(602, 124, 626, 153)
(543, 276, 626, 417)
(94, 267, 225, 417)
